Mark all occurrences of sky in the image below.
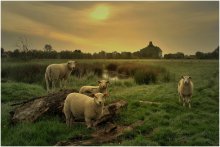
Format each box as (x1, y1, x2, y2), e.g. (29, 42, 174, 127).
(1, 1, 219, 54)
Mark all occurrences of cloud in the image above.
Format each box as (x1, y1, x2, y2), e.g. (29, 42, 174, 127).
(1, 1, 219, 54)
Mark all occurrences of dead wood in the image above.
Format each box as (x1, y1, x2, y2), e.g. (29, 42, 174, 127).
(10, 89, 78, 124)
(55, 120, 144, 146)
(10, 89, 128, 126)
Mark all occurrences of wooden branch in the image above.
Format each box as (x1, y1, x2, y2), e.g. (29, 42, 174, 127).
(94, 100, 128, 126)
(55, 120, 144, 146)
(10, 89, 128, 126)
(10, 89, 78, 124)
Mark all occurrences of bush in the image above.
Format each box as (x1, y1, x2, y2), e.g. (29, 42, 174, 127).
(72, 63, 103, 78)
(117, 63, 139, 76)
(106, 63, 118, 71)
(1, 64, 47, 84)
(134, 69, 158, 84)
(2, 62, 103, 84)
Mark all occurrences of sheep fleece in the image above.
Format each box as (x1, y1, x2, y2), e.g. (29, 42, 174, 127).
(63, 93, 103, 120)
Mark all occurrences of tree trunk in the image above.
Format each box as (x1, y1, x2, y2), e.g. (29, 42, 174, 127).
(10, 89, 128, 126)
(10, 89, 77, 124)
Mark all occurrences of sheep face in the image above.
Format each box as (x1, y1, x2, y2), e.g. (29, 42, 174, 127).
(93, 93, 107, 106)
(98, 80, 110, 90)
(181, 76, 192, 85)
(67, 60, 77, 70)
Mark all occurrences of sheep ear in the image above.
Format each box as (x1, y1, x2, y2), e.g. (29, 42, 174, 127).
(91, 93, 96, 98)
(106, 80, 110, 84)
(98, 80, 101, 83)
(181, 75, 184, 79)
(189, 76, 192, 79)
(104, 93, 109, 97)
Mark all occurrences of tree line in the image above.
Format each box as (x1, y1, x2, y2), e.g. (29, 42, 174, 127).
(163, 47, 219, 59)
(1, 44, 219, 60)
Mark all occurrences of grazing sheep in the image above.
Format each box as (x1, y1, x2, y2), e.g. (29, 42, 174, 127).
(178, 75, 193, 108)
(63, 92, 107, 128)
(45, 60, 77, 92)
(79, 80, 110, 96)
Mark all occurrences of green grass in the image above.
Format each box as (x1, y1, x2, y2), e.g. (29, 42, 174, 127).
(1, 59, 219, 145)
(1, 82, 47, 102)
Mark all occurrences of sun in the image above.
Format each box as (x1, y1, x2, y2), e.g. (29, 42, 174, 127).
(90, 5, 110, 21)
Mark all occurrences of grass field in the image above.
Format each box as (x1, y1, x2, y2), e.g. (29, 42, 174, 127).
(1, 59, 219, 145)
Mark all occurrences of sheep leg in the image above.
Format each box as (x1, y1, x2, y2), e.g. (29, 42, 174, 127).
(182, 97, 186, 107)
(85, 118, 92, 128)
(59, 80, 64, 90)
(179, 95, 182, 104)
(64, 113, 71, 127)
(52, 80, 56, 93)
(69, 115, 74, 126)
(45, 75, 50, 93)
(187, 97, 191, 109)
(63, 80, 67, 89)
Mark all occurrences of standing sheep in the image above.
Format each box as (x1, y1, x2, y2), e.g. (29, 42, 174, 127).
(45, 60, 77, 92)
(63, 92, 107, 128)
(79, 80, 110, 96)
(178, 75, 193, 108)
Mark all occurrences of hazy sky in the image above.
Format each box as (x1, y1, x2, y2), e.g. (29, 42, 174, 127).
(1, 1, 219, 54)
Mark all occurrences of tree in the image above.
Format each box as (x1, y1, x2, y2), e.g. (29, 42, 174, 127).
(44, 44, 53, 52)
(212, 46, 219, 59)
(16, 36, 30, 52)
(1, 47, 4, 54)
(195, 51, 205, 59)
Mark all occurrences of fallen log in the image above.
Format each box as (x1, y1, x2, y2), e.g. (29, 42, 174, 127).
(10, 89, 77, 124)
(10, 89, 128, 126)
(94, 100, 128, 126)
(55, 120, 144, 146)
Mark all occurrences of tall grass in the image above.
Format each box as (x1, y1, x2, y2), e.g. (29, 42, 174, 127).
(1, 82, 46, 102)
(1, 62, 104, 84)
(1, 59, 219, 146)
(105, 62, 174, 84)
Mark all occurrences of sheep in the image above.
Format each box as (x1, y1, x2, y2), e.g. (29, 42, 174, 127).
(79, 80, 110, 96)
(45, 60, 77, 92)
(178, 75, 194, 108)
(63, 92, 107, 128)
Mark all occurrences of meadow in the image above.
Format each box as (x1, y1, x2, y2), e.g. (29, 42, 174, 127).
(1, 59, 219, 145)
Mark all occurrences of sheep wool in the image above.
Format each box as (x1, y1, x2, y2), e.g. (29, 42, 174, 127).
(45, 60, 76, 92)
(79, 80, 109, 96)
(63, 92, 107, 128)
(178, 76, 193, 108)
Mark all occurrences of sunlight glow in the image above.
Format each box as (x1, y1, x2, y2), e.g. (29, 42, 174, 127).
(90, 5, 110, 20)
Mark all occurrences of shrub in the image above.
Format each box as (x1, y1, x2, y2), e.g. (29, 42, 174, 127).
(117, 63, 139, 76)
(106, 63, 118, 71)
(2, 62, 103, 84)
(1, 64, 47, 84)
(161, 71, 172, 82)
(134, 69, 158, 84)
(72, 63, 103, 78)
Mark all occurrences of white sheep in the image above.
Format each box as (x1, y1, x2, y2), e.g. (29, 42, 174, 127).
(79, 80, 110, 96)
(45, 60, 77, 92)
(178, 75, 193, 108)
(63, 92, 107, 128)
